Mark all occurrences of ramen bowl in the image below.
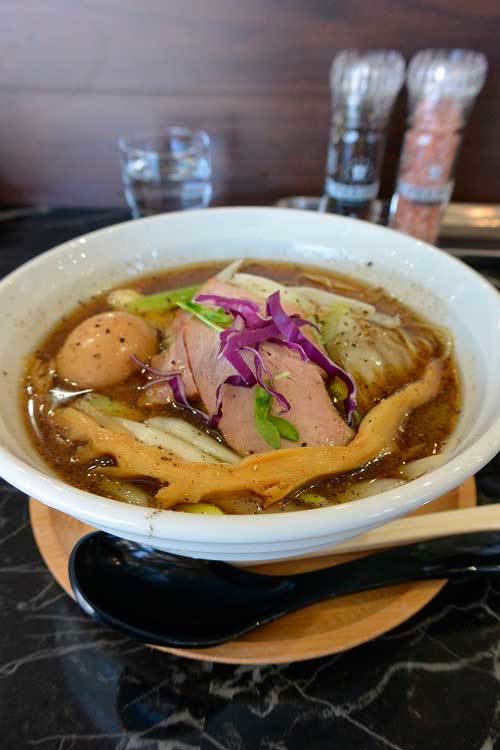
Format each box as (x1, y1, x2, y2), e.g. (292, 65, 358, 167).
(0, 207, 499, 562)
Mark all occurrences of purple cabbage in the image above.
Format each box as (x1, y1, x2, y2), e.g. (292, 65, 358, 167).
(134, 289, 357, 428)
(266, 292, 357, 422)
(131, 355, 208, 419)
(195, 293, 265, 329)
(197, 291, 357, 427)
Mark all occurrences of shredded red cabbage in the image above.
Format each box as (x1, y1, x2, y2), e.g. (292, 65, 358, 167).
(196, 291, 357, 427)
(266, 292, 357, 421)
(131, 355, 208, 419)
(131, 354, 181, 381)
(195, 293, 264, 328)
(243, 346, 291, 414)
(210, 373, 250, 428)
(134, 290, 357, 428)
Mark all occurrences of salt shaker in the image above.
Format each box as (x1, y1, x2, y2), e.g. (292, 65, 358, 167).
(321, 50, 405, 220)
(390, 49, 487, 244)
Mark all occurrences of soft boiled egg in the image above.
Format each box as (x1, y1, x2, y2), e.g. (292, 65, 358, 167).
(56, 311, 158, 389)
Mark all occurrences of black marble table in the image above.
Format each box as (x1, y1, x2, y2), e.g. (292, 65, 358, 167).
(1, 207, 500, 750)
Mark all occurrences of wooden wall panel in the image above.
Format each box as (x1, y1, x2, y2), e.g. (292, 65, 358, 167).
(0, 0, 499, 207)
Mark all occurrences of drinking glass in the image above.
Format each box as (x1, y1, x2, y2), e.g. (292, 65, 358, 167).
(118, 127, 212, 218)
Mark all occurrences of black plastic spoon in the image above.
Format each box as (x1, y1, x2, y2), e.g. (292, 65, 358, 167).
(69, 530, 500, 648)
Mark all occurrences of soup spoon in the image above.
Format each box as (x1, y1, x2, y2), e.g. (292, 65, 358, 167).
(69, 530, 500, 648)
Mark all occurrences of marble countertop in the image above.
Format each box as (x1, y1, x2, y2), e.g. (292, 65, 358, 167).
(1, 207, 500, 750)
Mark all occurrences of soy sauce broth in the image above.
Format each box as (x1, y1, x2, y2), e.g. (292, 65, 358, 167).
(22, 260, 460, 514)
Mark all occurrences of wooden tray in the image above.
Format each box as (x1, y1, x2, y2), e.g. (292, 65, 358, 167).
(29, 478, 476, 665)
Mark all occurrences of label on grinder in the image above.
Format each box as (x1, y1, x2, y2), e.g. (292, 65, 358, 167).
(397, 180, 453, 205)
(325, 178, 380, 203)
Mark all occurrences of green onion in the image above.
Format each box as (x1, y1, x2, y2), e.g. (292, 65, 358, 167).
(254, 386, 298, 449)
(125, 285, 199, 313)
(299, 492, 328, 507)
(268, 416, 299, 442)
(329, 377, 348, 404)
(328, 378, 362, 427)
(99, 477, 151, 506)
(255, 387, 281, 449)
(84, 393, 142, 421)
(174, 502, 224, 515)
(273, 370, 291, 382)
(176, 300, 233, 332)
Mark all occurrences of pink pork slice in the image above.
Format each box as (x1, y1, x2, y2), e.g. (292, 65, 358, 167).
(182, 278, 353, 455)
(145, 312, 199, 405)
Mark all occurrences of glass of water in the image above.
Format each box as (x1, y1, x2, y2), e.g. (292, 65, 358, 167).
(118, 127, 212, 218)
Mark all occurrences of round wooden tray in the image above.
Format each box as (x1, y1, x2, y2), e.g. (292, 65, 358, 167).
(29, 478, 476, 665)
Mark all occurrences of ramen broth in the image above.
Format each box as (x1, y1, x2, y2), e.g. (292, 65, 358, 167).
(22, 260, 460, 514)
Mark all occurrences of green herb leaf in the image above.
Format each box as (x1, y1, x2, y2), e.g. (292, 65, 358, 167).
(255, 417, 281, 449)
(255, 385, 271, 409)
(268, 415, 299, 442)
(254, 386, 280, 448)
(254, 386, 299, 449)
(177, 300, 233, 332)
(125, 285, 199, 313)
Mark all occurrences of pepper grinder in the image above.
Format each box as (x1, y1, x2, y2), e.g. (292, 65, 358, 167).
(320, 50, 405, 220)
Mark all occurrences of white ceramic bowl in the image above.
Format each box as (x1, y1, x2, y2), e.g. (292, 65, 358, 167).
(1, 207, 499, 562)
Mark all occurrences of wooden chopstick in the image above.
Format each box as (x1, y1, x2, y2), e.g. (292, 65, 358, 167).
(325, 504, 500, 556)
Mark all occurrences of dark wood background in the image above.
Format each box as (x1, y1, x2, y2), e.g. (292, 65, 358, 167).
(0, 0, 499, 208)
